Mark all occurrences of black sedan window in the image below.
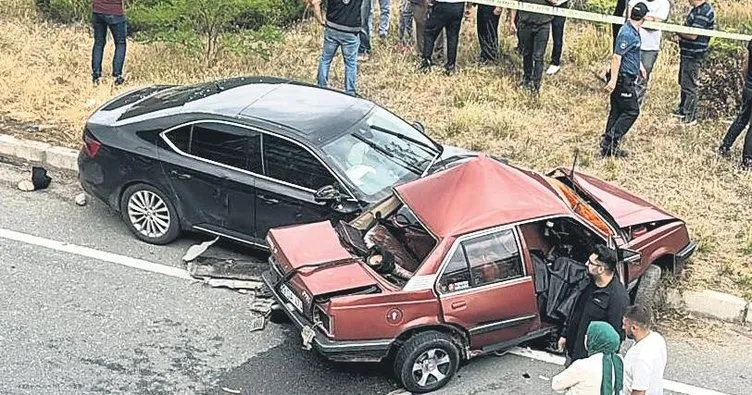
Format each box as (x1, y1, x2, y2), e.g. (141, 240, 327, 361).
(262, 134, 335, 191)
(165, 123, 262, 173)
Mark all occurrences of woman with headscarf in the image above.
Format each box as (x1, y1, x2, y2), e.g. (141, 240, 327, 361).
(551, 321, 624, 395)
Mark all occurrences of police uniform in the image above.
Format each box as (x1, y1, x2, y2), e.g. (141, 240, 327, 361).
(600, 3, 647, 157)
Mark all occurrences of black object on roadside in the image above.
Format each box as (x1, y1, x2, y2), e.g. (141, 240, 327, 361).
(31, 166, 51, 190)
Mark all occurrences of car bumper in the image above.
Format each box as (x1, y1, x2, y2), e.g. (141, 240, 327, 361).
(676, 241, 697, 263)
(260, 270, 393, 363)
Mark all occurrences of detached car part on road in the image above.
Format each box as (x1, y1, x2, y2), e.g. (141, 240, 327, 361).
(78, 76, 477, 248)
(262, 155, 696, 393)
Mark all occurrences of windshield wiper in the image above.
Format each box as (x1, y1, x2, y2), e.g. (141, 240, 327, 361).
(369, 125, 440, 155)
(352, 133, 424, 175)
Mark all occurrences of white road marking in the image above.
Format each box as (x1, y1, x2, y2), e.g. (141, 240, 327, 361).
(508, 347, 731, 395)
(0, 228, 193, 280)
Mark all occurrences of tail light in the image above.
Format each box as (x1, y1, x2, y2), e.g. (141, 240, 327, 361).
(82, 133, 101, 159)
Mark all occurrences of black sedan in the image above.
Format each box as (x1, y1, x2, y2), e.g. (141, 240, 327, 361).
(78, 76, 475, 247)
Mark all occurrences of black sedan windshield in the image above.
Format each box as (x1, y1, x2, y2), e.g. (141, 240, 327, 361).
(321, 107, 440, 201)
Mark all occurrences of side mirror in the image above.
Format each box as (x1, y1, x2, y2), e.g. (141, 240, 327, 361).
(412, 121, 425, 133)
(314, 185, 342, 203)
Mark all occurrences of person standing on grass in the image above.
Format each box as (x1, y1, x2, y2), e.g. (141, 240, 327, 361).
(397, 0, 414, 53)
(91, 0, 127, 86)
(600, 0, 629, 82)
(310, 0, 363, 96)
(718, 40, 752, 171)
(621, 304, 668, 395)
(476, 4, 501, 64)
(359, 0, 372, 60)
(557, 245, 630, 366)
(419, 0, 470, 75)
(627, 0, 671, 107)
(413, 0, 446, 61)
(509, 0, 555, 93)
(599, 3, 648, 159)
(547, 0, 568, 76)
(673, 0, 715, 126)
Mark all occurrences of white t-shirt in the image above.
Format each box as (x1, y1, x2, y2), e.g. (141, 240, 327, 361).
(622, 331, 668, 395)
(627, 0, 671, 51)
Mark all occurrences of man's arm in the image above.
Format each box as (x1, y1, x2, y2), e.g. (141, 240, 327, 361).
(606, 54, 622, 92)
(631, 391, 647, 395)
(607, 292, 629, 341)
(309, 0, 325, 26)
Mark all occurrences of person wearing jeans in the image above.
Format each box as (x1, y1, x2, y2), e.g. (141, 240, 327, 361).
(675, 0, 715, 126)
(510, 0, 554, 93)
(91, 0, 127, 85)
(375, 0, 391, 38)
(359, 0, 372, 57)
(397, 0, 414, 51)
(310, 0, 363, 96)
(718, 40, 752, 170)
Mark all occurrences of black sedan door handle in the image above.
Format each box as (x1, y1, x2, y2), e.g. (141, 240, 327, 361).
(170, 170, 192, 180)
(258, 195, 279, 205)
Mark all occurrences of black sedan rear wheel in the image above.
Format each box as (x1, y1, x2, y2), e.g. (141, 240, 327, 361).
(120, 183, 180, 245)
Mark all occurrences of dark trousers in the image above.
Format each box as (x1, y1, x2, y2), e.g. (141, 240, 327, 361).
(721, 87, 752, 160)
(679, 56, 702, 122)
(601, 75, 640, 151)
(550, 15, 565, 66)
(422, 2, 464, 69)
(414, 1, 445, 58)
(518, 21, 550, 91)
(91, 12, 127, 79)
(611, 0, 627, 49)
(476, 5, 500, 62)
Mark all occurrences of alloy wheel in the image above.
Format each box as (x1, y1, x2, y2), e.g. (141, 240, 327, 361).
(127, 190, 171, 239)
(411, 348, 452, 388)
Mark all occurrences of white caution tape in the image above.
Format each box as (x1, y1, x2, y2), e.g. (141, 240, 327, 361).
(443, 0, 752, 41)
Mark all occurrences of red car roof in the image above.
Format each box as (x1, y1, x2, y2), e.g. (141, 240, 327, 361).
(394, 154, 570, 239)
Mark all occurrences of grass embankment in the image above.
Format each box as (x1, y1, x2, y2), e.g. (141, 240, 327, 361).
(1, 0, 751, 299)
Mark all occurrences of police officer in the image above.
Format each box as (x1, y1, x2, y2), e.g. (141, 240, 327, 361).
(599, 2, 648, 158)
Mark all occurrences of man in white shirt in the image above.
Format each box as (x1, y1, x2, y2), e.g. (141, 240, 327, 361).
(627, 0, 671, 106)
(622, 304, 667, 395)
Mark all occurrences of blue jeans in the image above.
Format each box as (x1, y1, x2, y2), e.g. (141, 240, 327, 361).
(360, 0, 372, 54)
(376, 0, 391, 36)
(317, 27, 360, 96)
(91, 12, 127, 79)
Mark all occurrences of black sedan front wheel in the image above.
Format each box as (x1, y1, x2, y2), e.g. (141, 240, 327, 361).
(120, 183, 180, 245)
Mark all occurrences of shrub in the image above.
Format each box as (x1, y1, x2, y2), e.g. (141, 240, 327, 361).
(698, 38, 747, 119)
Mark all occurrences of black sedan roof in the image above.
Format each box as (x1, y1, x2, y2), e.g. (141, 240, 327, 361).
(117, 76, 376, 145)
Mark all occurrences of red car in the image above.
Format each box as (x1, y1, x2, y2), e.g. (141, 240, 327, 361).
(261, 154, 696, 393)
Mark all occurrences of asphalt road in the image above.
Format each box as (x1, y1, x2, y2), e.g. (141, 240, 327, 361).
(0, 159, 750, 395)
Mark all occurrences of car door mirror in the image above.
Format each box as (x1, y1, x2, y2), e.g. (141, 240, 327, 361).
(412, 121, 425, 133)
(314, 185, 343, 203)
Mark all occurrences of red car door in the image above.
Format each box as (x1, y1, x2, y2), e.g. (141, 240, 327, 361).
(437, 227, 540, 349)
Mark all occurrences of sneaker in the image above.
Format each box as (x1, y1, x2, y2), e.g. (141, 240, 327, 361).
(114, 76, 125, 86)
(418, 59, 431, 73)
(546, 65, 561, 75)
(718, 145, 731, 157)
(671, 108, 685, 118)
(92, 75, 101, 86)
(681, 119, 698, 127)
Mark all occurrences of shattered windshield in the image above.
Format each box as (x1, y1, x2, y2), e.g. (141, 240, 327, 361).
(321, 107, 440, 201)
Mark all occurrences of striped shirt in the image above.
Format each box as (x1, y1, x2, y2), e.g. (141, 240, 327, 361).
(679, 1, 715, 58)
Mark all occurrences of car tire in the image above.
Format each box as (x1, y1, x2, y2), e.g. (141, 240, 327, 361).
(634, 264, 662, 309)
(393, 331, 460, 394)
(120, 183, 181, 245)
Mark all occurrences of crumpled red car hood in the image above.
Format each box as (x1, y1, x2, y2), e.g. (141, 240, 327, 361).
(267, 221, 378, 297)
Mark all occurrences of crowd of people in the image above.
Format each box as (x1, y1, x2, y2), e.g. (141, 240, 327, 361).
(310, 0, 752, 167)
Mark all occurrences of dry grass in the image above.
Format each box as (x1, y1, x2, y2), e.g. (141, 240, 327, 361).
(1, 1, 751, 298)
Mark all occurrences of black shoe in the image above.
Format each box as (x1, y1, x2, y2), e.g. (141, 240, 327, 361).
(600, 147, 629, 158)
(444, 65, 456, 76)
(718, 145, 731, 157)
(92, 76, 101, 85)
(114, 76, 125, 86)
(418, 59, 431, 73)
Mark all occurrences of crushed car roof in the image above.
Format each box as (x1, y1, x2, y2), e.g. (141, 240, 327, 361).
(394, 154, 571, 238)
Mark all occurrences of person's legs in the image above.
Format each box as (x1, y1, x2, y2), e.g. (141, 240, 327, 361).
(601, 90, 623, 153)
(421, 2, 446, 67)
(341, 31, 361, 95)
(549, 15, 565, 68)
(317, 28, 340, 89)
(635, 50, 658, 106)
(610, 77, 640, 146)
(91, 13, 107, 83)
(443, 3, 463, 71)
(680, 56, 701, 124)
(378, 0, 391, 37)
(531, 23, 550, 91)
(359, 0, 373, 55)
(518, 22, 534, 86)
(106, 14, 128, 83)
(476, 5, 499, 62)
(721, 88, 752, 151)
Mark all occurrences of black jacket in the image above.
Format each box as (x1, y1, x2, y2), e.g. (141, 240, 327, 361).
(562, 275, 629, 362)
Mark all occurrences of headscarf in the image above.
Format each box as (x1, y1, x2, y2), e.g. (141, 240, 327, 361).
(586, 321, 624, 395)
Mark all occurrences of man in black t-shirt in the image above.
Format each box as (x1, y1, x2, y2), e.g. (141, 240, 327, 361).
(719, 40, 752, 170)
(557, 245, 629, 365)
